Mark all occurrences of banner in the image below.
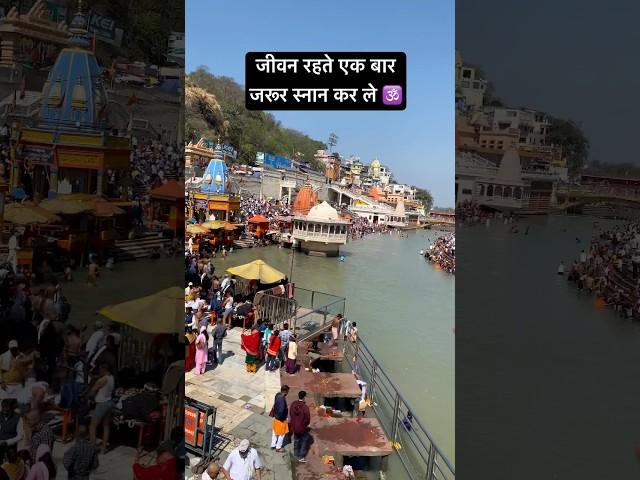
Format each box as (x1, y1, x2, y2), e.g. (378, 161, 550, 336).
(22, 146, 55, 166)
(58, 151, 102, 169)
(263, 152, 292, 170)
(214, 143, 237, 160)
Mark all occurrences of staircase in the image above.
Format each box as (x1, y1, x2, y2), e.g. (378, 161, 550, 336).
(233, 238, 255, 249)
(113, 232, 171, 261)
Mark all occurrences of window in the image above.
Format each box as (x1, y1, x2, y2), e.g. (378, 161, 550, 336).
(462, 69, 472, 78)
(473, 82, 480, 89)
(462, 188, 473, 195)
(479, 185, 485, 196)
(506, 111, 517, 117)
(461, 80, 470, 88)
(487, 185, 494, 197)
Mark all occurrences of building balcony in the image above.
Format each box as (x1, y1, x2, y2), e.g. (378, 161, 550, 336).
(292, 229, 348, 244)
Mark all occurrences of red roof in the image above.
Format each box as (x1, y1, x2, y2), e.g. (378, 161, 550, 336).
(248, 214, 270, 224)
(150, 180, 183, 200)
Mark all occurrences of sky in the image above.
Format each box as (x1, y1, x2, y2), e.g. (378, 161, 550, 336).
(457, 0, 640, 166)
(186, 0, 455, 207)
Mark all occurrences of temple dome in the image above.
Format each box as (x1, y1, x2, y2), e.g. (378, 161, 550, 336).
(200, 158, 229, 194)
(307, 201, 341, 222)
(292, 183, 318, 215)
(368, 186, 383, 201)
(38, 3, 104, 129)
(371, 158, 381, 168)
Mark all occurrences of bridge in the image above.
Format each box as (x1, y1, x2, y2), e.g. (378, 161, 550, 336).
(557, 185, 640, 209)
(326, 185, 378, 207)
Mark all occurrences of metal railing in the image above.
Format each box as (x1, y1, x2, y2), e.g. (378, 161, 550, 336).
(343, 337, 455, 480)
(292, 287, 346, 340)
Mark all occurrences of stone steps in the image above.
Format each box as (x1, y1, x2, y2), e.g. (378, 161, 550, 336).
(113, 232, 171, 261)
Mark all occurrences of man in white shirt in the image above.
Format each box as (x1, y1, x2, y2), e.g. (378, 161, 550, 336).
(222, 439, 262, 480)
(0, 340, 19, 382)
(7, 232, 18, 274)
(85, 321, 105, 359)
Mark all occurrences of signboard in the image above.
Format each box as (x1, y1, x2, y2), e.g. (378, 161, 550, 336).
(184, 406, 205, 448)
(281, 180, 296, 188)
(263, 152, 292, 170)
(58, 151, 102, 169)
(209, 200, 231, 211)
(184, 398, 216, 456)
(213, 144, 237, 160)
(193, 199, 208, 210)
(255, 152, 264, 165)
(88, 11, 116, 41)
(22, 146, 55, 166)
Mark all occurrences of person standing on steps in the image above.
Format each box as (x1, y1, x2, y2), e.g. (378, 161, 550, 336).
(289, 390, 311, 463)
(270, 385, 289, 452)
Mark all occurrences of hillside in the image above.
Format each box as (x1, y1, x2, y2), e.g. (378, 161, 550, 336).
(186, 67, 326, 170)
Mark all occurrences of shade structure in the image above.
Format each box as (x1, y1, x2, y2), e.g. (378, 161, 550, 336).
(186, 223, 209, 234)
(202, 220, 226, 230)
(4, 203, 61, 224)
(150, 180, 183, 201)
(227, 259, 286, 284)
(98, 286, 183, 334)
(248, 214, 269, 224)
(223, 222, 238, 231)
(40, 198, 92, 214)
(92, 198, 125, 217)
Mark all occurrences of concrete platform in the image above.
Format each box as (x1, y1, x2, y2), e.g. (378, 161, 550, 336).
(310, 417, 394, 457)
(283, 371, 361, 401)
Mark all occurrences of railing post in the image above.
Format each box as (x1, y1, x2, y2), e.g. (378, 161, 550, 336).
(426, 445, 436, 480)
(311, 290, 315, 309)
(390, 392, 401, 443)
(369, 361, 377, 405)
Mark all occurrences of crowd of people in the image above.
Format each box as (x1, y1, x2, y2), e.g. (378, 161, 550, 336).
(456, 200, 494, 225)
(240, 197, 291, 224)
(348, 216, 388, 240)
(424, 234, 455, 274)
(0, 262, 183, 479)
(561, 222, 640, 319)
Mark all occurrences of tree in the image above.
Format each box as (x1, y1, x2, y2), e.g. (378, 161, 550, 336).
(547, 118, 590, 174)
(414, 188, 434, 211)
(327, 133, 338, 152)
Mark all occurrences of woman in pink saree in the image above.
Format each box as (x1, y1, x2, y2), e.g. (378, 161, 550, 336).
(193, 326, 208, 375)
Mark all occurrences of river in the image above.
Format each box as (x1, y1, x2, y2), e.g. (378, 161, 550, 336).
(457, 214, 640, 479)
(209, 230, 456, 463)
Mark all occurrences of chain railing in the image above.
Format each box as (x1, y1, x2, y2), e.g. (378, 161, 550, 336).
(343, 337, 455, 480)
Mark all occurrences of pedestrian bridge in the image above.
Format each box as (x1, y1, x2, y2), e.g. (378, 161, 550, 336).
(558, 186, 640, 208)
(326, 185, 377, 207)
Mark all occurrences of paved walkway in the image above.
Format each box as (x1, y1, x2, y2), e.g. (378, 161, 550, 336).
(185, 327, 292, 480)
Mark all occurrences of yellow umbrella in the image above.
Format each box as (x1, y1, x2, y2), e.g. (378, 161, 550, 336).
(227, 259, 286, 284)
(186, 223, 208, 234)
(202, 220, 226, 230)
(4, 203, 61, 224)
(22, 201, 62, 223)
(91, 199, 125, 217)
(40, 198, 92, 214)
(98, 286, 183, 334)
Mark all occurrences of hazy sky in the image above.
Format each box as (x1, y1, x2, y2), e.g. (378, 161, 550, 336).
(186, 0, 454, 207)
(457, 0, 640, 165)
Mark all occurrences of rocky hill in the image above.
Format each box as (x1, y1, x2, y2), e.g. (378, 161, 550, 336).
(186, 67, 325, 170)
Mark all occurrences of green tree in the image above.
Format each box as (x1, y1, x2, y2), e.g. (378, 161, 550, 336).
(414, 188, 434, 211)
(547, 118, 590, 174)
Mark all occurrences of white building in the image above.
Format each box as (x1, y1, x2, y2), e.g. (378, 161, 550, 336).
(485, 107, 551, 147)
(456, 146, 560, 213)
(455, 50, 486, 109)
(385, 183, 416, 199)
(292, 201, 350, 256)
